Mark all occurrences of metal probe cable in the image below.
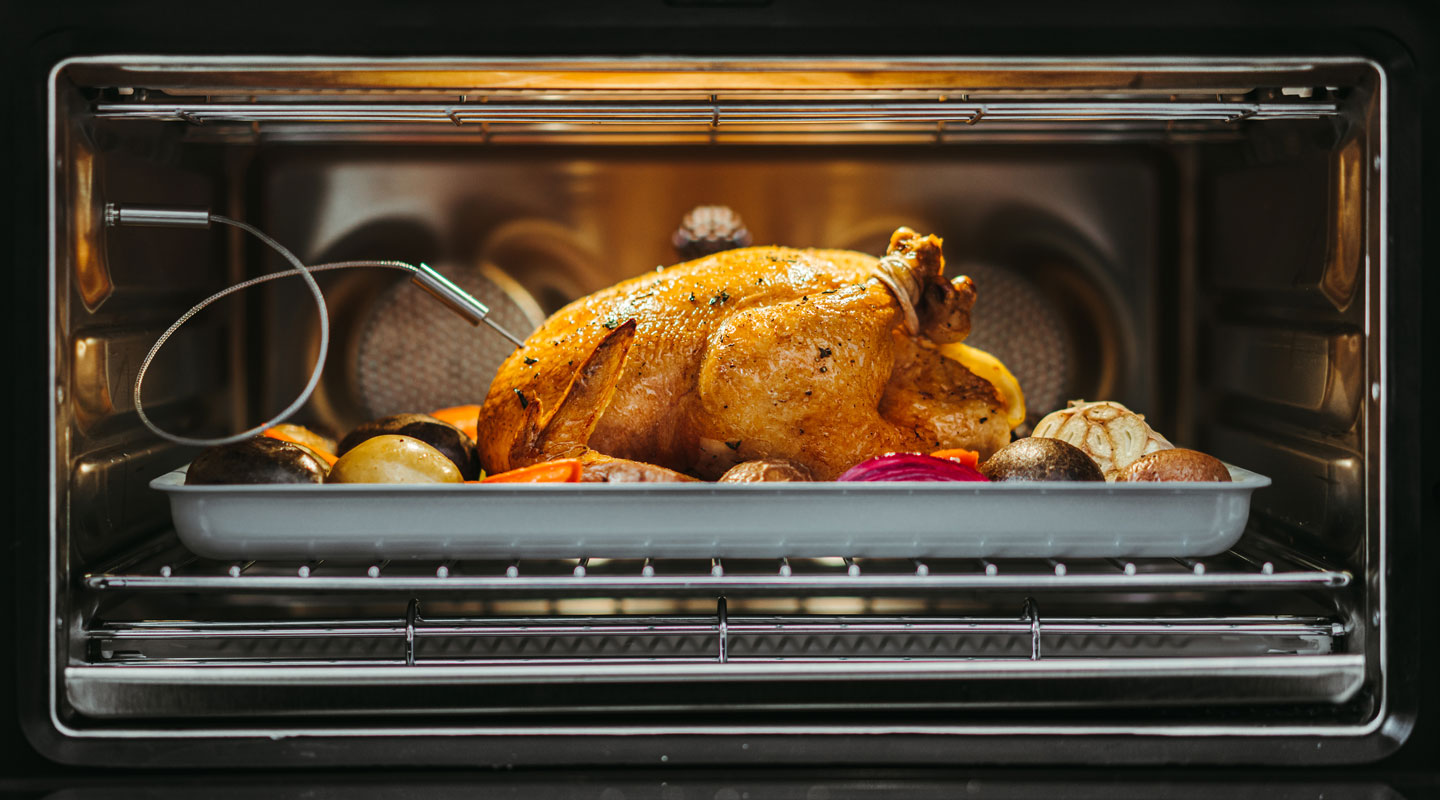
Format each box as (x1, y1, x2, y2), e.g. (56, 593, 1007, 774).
(108, 204, 526, 447)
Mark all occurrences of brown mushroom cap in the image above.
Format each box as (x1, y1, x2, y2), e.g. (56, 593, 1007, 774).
(980, 437, 1104, 482)
(1118, 448, 1232, 482)
(338, 413, 479, 480)
(185, 437, 327, 485)
(718, 459, 816, 483)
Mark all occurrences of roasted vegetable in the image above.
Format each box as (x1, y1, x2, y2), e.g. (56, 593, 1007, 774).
(837, 453, 988, 483)
(929, 448, 980, 469)
(263, 423, 338, 466)
(1118, 448, 1232, 483)
(979, 437, 1104, 482)
(185, 437, 328, 485)
(718, 459, 815, 483)
(339, 413, 480, 480)
(1032, 400, 1173, 481)
(937, 342, 1027, 430)
(477, 459, 583, 483)
(327, 435, 463, 484)
(429, 404, 481, 445)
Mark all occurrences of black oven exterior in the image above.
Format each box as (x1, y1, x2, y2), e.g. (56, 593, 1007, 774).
(2, 0, 1437, 784)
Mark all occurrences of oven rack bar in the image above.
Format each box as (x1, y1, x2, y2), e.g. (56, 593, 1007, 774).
(92, 100, 1339, 127)
(84, 543, 1352, 595)
(91, 615, 1346, 640)
(195, 127, 1250, 146)
(86, 605, 1343, 667)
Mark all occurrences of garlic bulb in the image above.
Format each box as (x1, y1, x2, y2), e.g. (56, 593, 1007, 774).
(1032, 400, 1173, 481)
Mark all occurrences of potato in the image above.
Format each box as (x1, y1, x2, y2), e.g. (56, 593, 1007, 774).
(1118, 448, 1231, 482)
(718, 459, 815, 482)
(186, 437, 327, 485)
(980, 437, 1104, 482)
(327, 434, 463, 484)
(338, 413, 479, 480)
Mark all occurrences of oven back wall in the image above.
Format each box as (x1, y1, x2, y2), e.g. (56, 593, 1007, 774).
(254, 146, 1161, 438)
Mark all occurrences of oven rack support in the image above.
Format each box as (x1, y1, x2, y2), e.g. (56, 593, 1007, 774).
(86, 597, 1346, 668)
(91, 99, 1339, 128)
(85, 539, 1351, 595)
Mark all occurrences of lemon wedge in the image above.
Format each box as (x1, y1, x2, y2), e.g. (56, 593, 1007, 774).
(938, 342, 1027, 430)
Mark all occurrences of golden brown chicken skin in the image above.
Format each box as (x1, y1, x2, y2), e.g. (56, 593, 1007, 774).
(477, 228, 1008, 481)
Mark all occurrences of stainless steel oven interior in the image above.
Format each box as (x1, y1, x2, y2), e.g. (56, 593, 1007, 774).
(42, 57, 1394, 764)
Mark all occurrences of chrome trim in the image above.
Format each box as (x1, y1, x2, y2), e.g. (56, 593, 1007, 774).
(91, 100, 1339, 127)
(64, 655, 1367, 727)
(68, 655, 1364, 686)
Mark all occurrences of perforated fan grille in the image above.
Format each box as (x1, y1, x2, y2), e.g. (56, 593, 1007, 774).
(354, 259, 1067, 424)
(355, 267, 540, 418)
(955, 260, 1071, 424)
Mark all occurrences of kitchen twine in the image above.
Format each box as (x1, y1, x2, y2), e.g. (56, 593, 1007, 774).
(133, 214, 423, 447)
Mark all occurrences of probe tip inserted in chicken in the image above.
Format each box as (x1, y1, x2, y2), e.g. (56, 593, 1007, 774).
(478, 227, 1013, 481)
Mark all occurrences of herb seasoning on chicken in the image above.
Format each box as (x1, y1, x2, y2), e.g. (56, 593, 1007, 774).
(477, 228, 1014, 481)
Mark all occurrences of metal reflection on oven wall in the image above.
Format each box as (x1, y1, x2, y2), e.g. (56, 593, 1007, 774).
(70, 146, 112, 312)
(1322, 137, 1366, 309)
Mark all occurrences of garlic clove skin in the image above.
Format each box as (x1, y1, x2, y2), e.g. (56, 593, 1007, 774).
(1033, 400, 1173, 481)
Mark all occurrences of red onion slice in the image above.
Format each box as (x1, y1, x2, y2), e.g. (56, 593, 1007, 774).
(837, 453, 989, 483)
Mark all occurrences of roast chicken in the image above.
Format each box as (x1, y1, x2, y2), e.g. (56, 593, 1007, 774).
(477, 228, 1012, 481)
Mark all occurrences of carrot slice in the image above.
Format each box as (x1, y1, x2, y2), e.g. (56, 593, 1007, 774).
(263, 428, 339, 466)
(929, 448, 980, 469)
(478, 459, 583, 484)
(430, 404, 481, 443)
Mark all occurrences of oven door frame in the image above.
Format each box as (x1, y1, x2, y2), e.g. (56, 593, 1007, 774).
(5, 5, 1431, 771)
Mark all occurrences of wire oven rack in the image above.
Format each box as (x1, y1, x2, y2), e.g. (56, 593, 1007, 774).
(72, 536, 1361, 717)
(85, 536, 1350, 595)
(92, 99, 1340, 127)
(87, 95, 1344, 145)
(87, 602, 1343, 666)
(81, 537, 1353, 664)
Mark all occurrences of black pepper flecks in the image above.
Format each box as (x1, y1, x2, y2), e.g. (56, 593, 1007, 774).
(709, 290, 730, 307)
(817, 346, 832, 359)
(601, 316, 620, 330)
(688, 292, 697, 302)
(523, 357, 538, 365)
(819, 366, 828, 373)
(725, 440, 741, 451)
(513, 389, 528, 409)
